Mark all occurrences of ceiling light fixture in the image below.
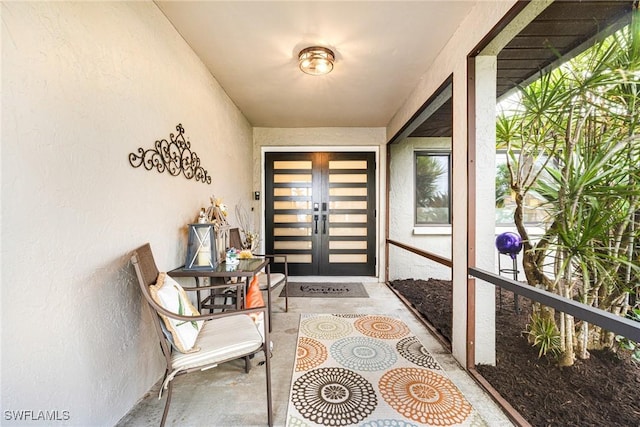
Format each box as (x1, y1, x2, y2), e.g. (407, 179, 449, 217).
(298, 46, 335, 76)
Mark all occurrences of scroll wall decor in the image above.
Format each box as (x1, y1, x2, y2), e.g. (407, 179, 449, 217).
(128, 123, 212, 184)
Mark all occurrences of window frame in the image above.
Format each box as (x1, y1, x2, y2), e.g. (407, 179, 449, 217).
(414, 150, 452, 226)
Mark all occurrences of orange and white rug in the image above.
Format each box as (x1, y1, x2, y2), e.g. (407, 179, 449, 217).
(286, 314, 486, 427)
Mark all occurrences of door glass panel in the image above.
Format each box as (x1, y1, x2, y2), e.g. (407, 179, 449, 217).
(274, 214, 311, 223)
(274, 201, 311, 210)
(330, 254, 367, 263)
(330, 187, 367, 196)
(329, 241, 367, 250)
(329, 174, 367, 183)
(330, 214, 368, 223)
(274, 174, 311, 183)
(274, 227, 312, 236)
(274, 188, 312, 197)
(329, 160, 367, 169)
(330, 227, 367, 236)
(274, 241, 313, 250)
(330, 201, 367, 210)
(285, 254, 313, 263)
(274, 161, 312, 169)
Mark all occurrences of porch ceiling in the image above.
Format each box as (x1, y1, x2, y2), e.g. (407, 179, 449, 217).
(155, 1, 477, 129)
(410, 0, 634, 138)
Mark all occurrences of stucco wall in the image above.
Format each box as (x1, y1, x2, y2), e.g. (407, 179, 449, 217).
(1, 2, 252, 425)
(387, 0, 518, 364)
(388, 137, 452, 281)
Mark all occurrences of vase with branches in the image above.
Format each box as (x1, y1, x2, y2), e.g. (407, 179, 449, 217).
(235, 203, 260, 252)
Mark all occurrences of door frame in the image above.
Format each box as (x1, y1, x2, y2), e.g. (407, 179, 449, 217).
(260, 146, 381, 278)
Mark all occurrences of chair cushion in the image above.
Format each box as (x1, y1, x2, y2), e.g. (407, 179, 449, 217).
(170, 314, 262, 373)
(246, 276, 265, 341)
(246, 275, 265, 308)
(150, 273, 204, 353)
(257, 273, 286, 291)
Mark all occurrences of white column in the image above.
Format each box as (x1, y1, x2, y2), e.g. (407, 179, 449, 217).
(451, 72, 468, 365)
(474, 55, 497, 365)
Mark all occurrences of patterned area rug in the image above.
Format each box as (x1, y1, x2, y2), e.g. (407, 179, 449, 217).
(286, 314, 486, 427)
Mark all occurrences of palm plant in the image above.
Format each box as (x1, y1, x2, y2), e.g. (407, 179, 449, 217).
(495, 163, 511, 209)
(497, 6, 640, 366)
(527, 313, 562, 358)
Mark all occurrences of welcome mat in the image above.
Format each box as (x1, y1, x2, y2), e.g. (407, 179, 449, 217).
(280, 282, 369, 298)
(286, 314, 485, 426)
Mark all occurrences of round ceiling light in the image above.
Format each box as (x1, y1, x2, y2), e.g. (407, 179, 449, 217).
(298, 46, 335, 76)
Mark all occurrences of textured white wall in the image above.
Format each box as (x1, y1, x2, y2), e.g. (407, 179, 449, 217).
(253, 127, 387, 276)
(387, 0, 518, 365)
(388, 137, 452, 281)
(1, 2, 252, 425)
(254, 127, 385, 147)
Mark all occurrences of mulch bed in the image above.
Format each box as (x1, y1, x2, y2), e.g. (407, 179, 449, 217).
(389, 278, 640, 427)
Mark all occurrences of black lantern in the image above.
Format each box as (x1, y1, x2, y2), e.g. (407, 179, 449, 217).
(184, 223, 218, 270)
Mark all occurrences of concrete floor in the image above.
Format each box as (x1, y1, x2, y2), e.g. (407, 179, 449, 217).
(116, 278, 515, 427)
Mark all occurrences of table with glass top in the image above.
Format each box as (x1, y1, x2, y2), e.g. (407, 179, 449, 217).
(168, 257, 270, 313)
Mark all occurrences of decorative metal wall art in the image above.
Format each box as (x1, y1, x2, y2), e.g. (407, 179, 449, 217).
(129, 123, 212, 184)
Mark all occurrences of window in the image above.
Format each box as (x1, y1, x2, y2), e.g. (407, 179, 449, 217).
(415, 152, 451, 225)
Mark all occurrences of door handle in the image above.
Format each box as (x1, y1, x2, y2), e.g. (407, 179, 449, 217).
(322, 214, 327, 234)
(313, 214, 319, 234)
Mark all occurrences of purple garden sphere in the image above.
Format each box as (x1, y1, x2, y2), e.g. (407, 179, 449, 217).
(495, 232, 523, 259)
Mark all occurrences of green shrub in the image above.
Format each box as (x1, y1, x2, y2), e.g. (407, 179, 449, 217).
(527, 315, 562, 359)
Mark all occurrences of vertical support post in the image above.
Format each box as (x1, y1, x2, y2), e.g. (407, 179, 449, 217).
(468, 54, 498, 366)
(466, 57, 477, 369)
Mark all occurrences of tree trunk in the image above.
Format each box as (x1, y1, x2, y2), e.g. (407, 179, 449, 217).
(559, 312, 576, 366)
(576, 321, 590, 359)
(558, 268, 576, 366)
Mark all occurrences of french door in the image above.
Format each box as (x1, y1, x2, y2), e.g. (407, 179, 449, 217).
(265, 152, 376, 276)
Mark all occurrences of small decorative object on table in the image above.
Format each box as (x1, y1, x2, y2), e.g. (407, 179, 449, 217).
(238, 249, 253, 259)
(184, 223, 218, 270)
(235, 203, 260, 253)
(206, 195, 230, 262)
(225, 247, 239, 265)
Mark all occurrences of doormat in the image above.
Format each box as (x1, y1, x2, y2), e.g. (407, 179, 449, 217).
(280, 282, 369, 298)
(286, 314, 484, 426)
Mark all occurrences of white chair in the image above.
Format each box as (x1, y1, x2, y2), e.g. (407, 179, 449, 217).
(256, 254, 288, 333)
(257, 254, 289, 312)
(131, 243, 273, 427)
